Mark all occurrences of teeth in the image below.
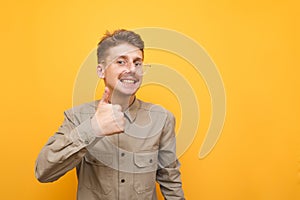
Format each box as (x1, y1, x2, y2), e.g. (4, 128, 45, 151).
(121, 79, 135, 83)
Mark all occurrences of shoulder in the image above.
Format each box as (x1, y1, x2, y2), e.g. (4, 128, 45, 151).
(63, 100, 99, 124)
(65, 100, 99, 114)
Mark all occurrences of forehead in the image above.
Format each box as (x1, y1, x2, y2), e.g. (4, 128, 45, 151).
(106, 43, 143, 60)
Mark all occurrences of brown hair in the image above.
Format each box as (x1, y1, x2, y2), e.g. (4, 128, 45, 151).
(97, 29, 144, 64)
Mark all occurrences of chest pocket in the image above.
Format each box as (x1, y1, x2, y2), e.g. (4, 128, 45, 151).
(133, 151, 158, 193)
(82, 153, 113, 195)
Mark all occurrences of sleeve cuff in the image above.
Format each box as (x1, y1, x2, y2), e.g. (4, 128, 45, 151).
(70, 118, 99, 146)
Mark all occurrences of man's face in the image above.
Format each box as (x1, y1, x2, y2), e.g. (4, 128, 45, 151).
(99, 43, 144, 97)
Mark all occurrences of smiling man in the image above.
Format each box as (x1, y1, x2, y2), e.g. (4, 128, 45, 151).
(35, 29, 185, 200)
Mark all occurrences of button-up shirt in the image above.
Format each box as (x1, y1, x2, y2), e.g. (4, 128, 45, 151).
(35, 98, 185, 200)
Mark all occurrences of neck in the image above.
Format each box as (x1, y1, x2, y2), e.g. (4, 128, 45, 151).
(110, 92, 135, 111)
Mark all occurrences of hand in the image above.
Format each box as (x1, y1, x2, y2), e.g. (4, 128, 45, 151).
(94, 87, 125, 136)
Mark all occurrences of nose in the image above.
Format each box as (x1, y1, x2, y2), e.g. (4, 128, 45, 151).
(125, 61, 137, 73)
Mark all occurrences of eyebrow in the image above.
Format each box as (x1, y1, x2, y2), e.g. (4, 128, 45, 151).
(117, 55, 143, 62)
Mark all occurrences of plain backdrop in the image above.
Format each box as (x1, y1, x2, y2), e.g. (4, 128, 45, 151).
(0, 0, 299, 199)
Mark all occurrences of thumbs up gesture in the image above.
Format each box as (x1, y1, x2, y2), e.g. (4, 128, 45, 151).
(94, 87, 125, 136)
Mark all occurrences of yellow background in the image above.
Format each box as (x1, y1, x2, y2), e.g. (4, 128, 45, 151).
(0, 0, 299, 199)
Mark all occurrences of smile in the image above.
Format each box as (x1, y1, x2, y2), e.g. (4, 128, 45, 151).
(120, 79, 136, 83)
(119, 77, 139, 84)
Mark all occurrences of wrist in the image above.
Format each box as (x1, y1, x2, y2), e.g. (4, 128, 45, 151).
(91, 115, 104, 136)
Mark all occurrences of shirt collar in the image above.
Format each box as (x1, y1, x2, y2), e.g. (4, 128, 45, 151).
(92, 97, 140, 123)
(124, 97, 140, 123)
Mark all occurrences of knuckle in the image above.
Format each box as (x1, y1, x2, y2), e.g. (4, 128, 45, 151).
(112, 111, 121, 119)
(114, 105, 122, 111)
(120, 119, 125, 127)
(119, 125, 125, 131)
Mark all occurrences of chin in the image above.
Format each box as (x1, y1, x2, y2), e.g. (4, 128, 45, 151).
(118, 87, 139, 97)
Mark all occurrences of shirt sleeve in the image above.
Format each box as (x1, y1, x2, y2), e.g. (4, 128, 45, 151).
(156, 111, 185, 200)
(35, 109, 101, 183)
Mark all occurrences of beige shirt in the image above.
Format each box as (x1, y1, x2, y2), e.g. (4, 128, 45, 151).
(35, 99, 185, 200)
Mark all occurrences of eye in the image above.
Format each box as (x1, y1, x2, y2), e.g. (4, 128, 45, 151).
(135, 62, 143, 67)
(116, 59, 126, 66)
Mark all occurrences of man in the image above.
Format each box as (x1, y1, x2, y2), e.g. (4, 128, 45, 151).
(35, 29, 185, 200)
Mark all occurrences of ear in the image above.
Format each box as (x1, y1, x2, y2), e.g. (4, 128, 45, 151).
(97, 63, 105, 78)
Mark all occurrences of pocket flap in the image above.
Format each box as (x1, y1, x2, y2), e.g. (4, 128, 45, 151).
(134, 151, 158, 168)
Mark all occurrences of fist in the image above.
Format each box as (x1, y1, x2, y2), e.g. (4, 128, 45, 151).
(94, 87, 125, 136)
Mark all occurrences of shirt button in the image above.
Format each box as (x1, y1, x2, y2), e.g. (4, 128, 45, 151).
(121, 179, 125, 183)
(149, 159, 153, 163)
(121, 153, 125, 157)
(84, 140, 89, 145)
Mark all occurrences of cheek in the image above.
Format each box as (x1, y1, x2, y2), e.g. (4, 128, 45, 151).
(105, 69, 119, 79)
(137, 74, 143, 81)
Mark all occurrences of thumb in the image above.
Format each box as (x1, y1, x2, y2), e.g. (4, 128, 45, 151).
(100, 87, 110, 104)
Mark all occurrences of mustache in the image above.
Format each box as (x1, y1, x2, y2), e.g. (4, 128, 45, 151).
(119, 71, 140, 79)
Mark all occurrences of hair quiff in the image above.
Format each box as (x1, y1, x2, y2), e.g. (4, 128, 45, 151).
(97, 29, 144, 64)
